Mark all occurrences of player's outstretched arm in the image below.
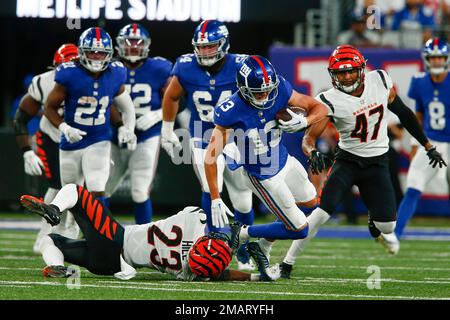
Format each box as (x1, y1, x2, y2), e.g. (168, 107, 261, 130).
(205, 125, 234, 228)
(44, 83, 66, 128)
(387, 87, 447, 168)
(288, 90, 329, 129)
(162, 76, 185, 122)
(14, 94, 41, 151)
(14, 94, 44, 176)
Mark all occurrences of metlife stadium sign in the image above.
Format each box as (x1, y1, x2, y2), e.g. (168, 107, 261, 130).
(16, 0, 241, 22)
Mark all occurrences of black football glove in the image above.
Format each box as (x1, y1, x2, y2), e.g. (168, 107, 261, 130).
(308, 150, 328, 175)
(426, 146, 447, 168)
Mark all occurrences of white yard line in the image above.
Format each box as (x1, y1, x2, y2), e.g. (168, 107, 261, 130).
(297, 264, 450, 271)
(0, 280, 447, 300)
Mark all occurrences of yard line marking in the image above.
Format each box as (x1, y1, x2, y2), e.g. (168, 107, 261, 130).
(98, 280, 181, 287)
(0, 248, 29, 252)
(0, 240, 34, 246)
(0, 280, 448, 300)
(297, 277, 450, 285)
(296, 264, 450, 271)
(298, 255, 450, 262)
(0, 234, 36, 239)
(0, 255, 35, 260)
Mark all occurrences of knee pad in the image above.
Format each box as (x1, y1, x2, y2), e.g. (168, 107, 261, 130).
(374, 221, 396, 234)
(131, 187, 149, 203)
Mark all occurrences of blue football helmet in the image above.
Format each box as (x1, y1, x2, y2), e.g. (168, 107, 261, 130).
(78, 27, 113, 73)
(422, 37, 450, 75)
(236, 55, 279, 109)
(116, 23, 151, 63)
(192, 20, 230, 67)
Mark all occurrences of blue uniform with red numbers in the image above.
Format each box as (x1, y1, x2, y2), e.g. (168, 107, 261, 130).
(55, 61, 127, 150)
(171, 53, 247, 144)
(214, 77, 293, 180)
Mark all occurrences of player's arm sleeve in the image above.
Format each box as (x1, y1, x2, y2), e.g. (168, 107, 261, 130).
(28, 75, 43, 103)
(315, 93, 334, 117)
(114, 88, 136, 131)
(387, 94, 429, 147)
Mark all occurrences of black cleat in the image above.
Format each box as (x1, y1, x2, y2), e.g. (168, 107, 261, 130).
(247, 242, 272, 281)
(20, 195, 61, 226)
(280, 262, 293, 279)
(228, 222, 244, 254)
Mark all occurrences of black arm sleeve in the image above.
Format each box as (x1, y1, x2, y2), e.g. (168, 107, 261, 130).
(387, 95, 429, 147)
(13, 108, 33, 136)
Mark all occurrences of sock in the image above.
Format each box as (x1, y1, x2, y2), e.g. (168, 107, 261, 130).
(40, 235, 64, 266)
(395, 188, 421, 238)
(104, 197, 111, 207)
(51, 184, 78, 212)
(134, 199, 152, 224)
(234, 208, 255, 226)
(258, 238, 274, 258)
(44, 188, 59, 204)
(248, 222, 309, 239)
(283, 207, 330, 265)
(96, 196, 106, 206)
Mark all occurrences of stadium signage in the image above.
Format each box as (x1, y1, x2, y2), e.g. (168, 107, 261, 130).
(16, 0, 241, 22)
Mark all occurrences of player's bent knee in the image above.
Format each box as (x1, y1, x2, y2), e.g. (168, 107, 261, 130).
(131, 188, 149, 203)
(231, 195, 253, 213)
(374, 221, 396, 234)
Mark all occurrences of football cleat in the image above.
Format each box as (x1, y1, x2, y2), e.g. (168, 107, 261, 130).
(228, 221, 244, 254)
(43, 265, 70, 278)
(280, 262, 293, 279)
(376, 233, 400, 255)
(20, 195, 61, 226)
(247, 241, 275, 281)
(236, 242, 256, 271)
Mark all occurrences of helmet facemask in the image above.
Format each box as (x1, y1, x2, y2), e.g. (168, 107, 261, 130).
(239, 77, 280, 110)
(116, 37, 150, 63)
(79, 46, 113, 73)
(423, 54, 450, 75)
(192, 37, 227, 67)
(329, 67, 364, 94)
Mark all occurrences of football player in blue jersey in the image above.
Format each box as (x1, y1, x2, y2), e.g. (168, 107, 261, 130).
(161, 20, 257, 270)
(394, 38, 450, 245)
(45, 27, 136, 210)
(204, 55, 329, 261)
(104, 24, 173, 224)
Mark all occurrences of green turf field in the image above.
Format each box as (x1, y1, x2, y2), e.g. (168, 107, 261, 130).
(0, 227, 449, 300)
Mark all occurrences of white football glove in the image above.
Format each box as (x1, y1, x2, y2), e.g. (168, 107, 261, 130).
(161, 121, 182, 158)
(59, 122, 87, 143)
(136, 110, 162, 131)
(126, 134, 137, 151)
(278, 109, 309, 133)
(211, 198, 234, 228)
(118, 126, 136, 144)
(23, 150, 44, 176)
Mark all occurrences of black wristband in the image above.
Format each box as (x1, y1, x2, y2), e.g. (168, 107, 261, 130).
(21, 146, 32, 153)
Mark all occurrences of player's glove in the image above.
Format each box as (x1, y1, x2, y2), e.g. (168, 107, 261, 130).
(278, 109, 308, 133)
(211, 198, 234, 228)
(23, 150, 44, 176)
(426, 146, 447, 168)
(59, 122, 87, 144)
(118, 125, 137, 150)
(136, 110, 162, 131)
(161, 121, 182, 158)
(307, 149, 328, 175)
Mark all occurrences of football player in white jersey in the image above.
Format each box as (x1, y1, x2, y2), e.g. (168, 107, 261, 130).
(277, 45, 446, 278)
(19, 184, 279, 282)
(14, 44, 79, 252)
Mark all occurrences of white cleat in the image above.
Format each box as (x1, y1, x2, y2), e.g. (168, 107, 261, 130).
(376, 232, 400, 255)
(237, 259, 256, 271)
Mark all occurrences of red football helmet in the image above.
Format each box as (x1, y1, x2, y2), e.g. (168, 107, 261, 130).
(188, 233, 232, 279)
(53, 43, 79, 67)
(328, 45, 366, 93)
